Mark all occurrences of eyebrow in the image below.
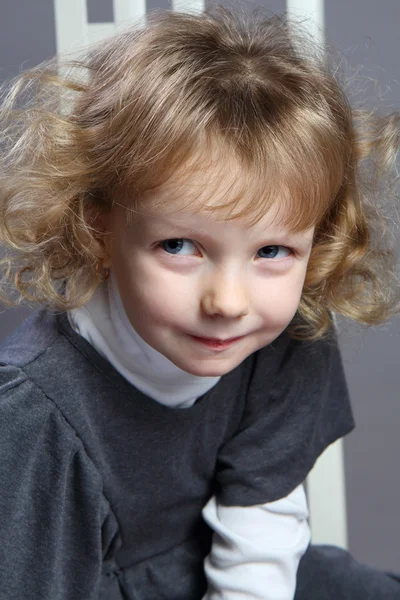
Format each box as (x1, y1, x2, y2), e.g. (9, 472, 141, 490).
(143, 213, 314, 248)
(143, 214, 212, 236)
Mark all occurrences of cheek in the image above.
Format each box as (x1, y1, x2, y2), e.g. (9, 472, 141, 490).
(254, 271, 306, 326)
(113, 255, 195, 325)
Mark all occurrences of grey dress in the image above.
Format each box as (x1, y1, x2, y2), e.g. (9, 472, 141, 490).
(0, 309, 354, 599)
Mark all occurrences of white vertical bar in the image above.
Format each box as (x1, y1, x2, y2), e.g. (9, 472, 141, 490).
(113, 0, 146, 26)
(307, 439, 349, 549)
(286, 0, 324, 43)
(172, 0, 205, 13)
(87, 23, 117, 45)
(53, 0, 89, 54)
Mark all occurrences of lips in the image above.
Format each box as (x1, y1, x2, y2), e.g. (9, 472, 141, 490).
(189, 334, 244, 349)
(192, 335, 242, 343)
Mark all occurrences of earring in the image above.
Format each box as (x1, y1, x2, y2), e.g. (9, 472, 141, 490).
(95, 260, 110, 282)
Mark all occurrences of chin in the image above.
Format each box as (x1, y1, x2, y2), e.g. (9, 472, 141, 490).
(177, 358, 241, 378)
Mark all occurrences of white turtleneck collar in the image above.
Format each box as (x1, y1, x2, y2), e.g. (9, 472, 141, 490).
(67, 272, 221, 408)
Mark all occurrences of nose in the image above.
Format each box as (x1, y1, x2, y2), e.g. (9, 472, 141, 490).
(200, 272, 249, 319)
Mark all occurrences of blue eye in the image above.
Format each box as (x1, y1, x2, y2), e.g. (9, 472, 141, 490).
(160, 238, 197, 255)
(257, 245, 291, 259)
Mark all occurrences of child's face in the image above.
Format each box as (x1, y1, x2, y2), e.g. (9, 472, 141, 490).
(103, 175, 314, 377)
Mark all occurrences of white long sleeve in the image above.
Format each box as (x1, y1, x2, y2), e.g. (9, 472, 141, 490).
(201, 484, 310, 600)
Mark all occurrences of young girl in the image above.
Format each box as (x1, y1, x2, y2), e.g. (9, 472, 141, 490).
(0, 6, 398, 600)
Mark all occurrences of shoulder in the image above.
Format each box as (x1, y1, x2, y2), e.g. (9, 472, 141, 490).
(0, 309, 77, 449)
(216, 328, 353, 505)
(245, 327, 353, 448)
(250, 327, 346, 404)
(0, 309, 97, 475)
(0, 349, 105, 519)
(0, 308, 105, 418)
(0, 308, 61, 367)
(254, 326, 341, 371)
(0, 360, 82, 468)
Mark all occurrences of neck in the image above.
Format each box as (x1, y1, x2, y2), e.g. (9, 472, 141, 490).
(67, 272, 220, 407)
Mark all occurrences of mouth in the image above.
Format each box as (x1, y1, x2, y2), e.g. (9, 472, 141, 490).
(189, 335, 244, 350)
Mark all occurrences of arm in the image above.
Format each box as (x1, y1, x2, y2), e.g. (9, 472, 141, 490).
(0, 372, 105, 600)
(202, 485, 310, 600)
(202, 330, 352, 599)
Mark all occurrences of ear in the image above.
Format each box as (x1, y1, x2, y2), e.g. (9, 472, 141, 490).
(85, 207, 113, 268)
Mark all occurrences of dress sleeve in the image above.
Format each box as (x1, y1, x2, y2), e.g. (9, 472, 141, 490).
(216, 327, 355, 506)
(0, 366, 105, 600)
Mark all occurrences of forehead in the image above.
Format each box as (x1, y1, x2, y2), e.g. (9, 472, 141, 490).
(125, 139, 332, 233)
(146, 154, 256, 216)
(137, 150, 288, 228)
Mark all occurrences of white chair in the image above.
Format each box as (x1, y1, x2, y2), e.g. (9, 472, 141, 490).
(53, 0, 204, 55)
(307, 438, 349, 548)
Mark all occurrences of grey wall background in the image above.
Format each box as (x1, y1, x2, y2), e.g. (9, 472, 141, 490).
(1, 0, 399, 572)
(325, 0, 400, 572)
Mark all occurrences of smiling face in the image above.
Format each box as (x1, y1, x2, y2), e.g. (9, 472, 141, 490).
(102, 160, 314, 377)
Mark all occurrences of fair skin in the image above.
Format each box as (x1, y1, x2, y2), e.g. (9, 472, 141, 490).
(102, 166, 314, 378)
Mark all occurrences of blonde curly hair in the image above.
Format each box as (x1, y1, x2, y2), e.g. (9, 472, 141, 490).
(0, 6, 399, 338)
